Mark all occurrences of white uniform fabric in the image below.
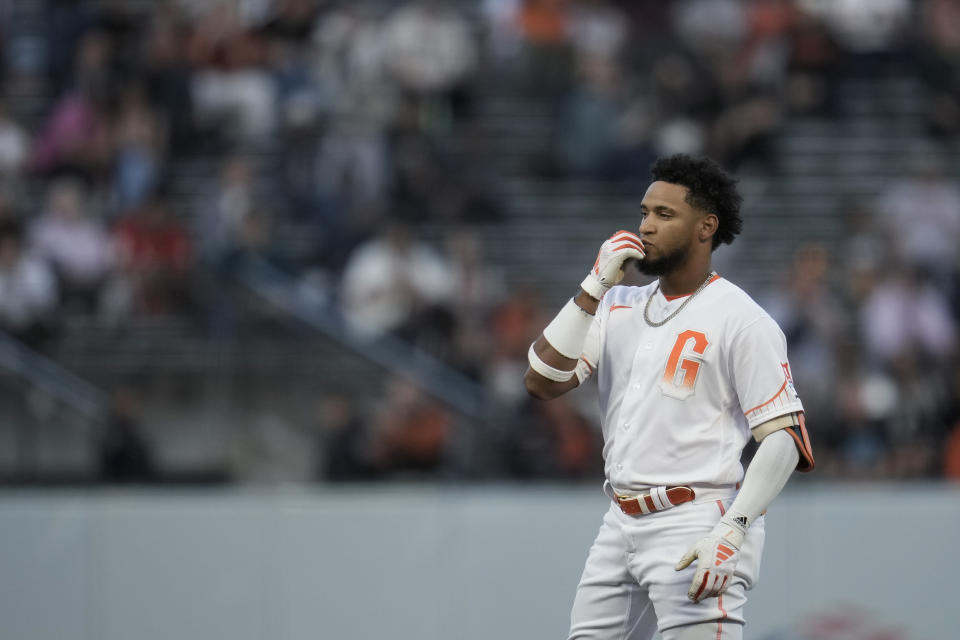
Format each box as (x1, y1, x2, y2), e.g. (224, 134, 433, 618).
(576, 276, 803, 492)
(571, 499, 764, 639)
(568, 276, 801, 638)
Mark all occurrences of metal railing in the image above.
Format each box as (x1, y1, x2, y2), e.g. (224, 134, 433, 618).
(0, 332, 108, 420)
(236, 260, 490, 420)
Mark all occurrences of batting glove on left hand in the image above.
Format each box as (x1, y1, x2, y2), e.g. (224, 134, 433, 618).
(675, 514, 747, 603)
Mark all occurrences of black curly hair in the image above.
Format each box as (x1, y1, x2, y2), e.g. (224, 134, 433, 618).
(650, 154, 743, 250)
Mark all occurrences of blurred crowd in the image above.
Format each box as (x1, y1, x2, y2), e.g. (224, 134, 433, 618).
(0, 0, 957, 485)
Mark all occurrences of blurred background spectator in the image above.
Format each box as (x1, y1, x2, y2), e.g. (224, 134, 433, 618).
(0, 0, 958, 486)
(0, 219, 58, 349)
(98, 385, 158, 483)
(27, 178, 115, 313)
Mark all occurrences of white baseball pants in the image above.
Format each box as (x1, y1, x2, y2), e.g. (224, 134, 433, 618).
(568, 496, 765, 640)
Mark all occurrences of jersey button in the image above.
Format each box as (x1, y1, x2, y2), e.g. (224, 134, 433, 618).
(616, 463, 623, 471)
(623, 422, 630, 430)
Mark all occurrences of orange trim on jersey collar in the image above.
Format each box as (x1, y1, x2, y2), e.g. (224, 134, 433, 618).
(662, 274, 721, 301)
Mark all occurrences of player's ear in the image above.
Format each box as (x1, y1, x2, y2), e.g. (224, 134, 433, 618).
(698, 213, 718, 244)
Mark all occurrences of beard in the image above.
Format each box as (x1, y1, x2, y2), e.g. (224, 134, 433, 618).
(638, 243, 690, 276)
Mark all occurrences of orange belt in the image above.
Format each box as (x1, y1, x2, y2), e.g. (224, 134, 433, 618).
(615, 486, 696, 516)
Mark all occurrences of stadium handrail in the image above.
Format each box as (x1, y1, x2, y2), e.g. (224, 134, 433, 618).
(235, 259, 490, 420)
(0, 332, 108, 420)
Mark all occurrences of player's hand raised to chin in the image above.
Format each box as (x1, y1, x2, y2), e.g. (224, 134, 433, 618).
(580, 230, 645, 300)
(674, 514, 747, 603)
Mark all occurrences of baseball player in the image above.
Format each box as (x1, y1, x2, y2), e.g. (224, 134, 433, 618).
(524, 154, 814, 640)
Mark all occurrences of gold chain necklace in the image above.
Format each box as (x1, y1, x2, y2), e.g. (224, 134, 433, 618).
(642, 272, 717, 327)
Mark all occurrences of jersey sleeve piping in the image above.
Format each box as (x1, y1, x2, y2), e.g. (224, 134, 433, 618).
(743, 378, 788, 416)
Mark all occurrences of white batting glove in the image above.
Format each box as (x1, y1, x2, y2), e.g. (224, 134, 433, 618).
(674, 513, 747, 603)
(580, 230, 645, 300)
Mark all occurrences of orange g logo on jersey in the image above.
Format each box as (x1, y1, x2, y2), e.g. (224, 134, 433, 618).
(659, 330, 709, 400)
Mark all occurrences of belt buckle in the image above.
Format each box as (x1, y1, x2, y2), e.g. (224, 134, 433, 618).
(616, 486, 692, 516)
(615, 491, 650, 516)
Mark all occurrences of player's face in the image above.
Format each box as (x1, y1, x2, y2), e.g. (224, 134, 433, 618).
(637, 181, 701, 276)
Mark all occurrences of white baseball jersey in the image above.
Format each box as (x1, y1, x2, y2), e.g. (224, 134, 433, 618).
(574, 275, 803, 493)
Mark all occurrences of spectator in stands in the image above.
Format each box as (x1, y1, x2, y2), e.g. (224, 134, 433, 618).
(313, 389, 379, 481)
(700, 1, 789, 168)
(737, 0, 797, 89)
(942, 362, 960, 479)
(366, 376, 454, 478)
(515, 0, 575, 97)
(216, 207, 289, 283)
(305, 3, 395, 222)
(340, 220, 455, 343)
(806, 0, 912, 77)
(392, 106, 503, 223)
(113, 194, 194, 316)
(259, 0, 322, 130)
(859, 266, 957, 368)
(67, 27, 116, 103)
(43, 1, 101, 92)
(260, 0, 320, 47)
(186, 2, 277, 142)
(646, 53, 713, 156)
(875, 156, 960, 290)
(504, 394, 602, 479)
(444, 226, 504, 319)
(883, 351, 952, 477)
(568, 0, 630, 64)
(671, 0, 749, 89)
(830, 365, 894, 478)
(27, 178, 115, 312)
(98, 385, 158, 484)
(783, 6, 841, 116)
(141, 4, 196, 151)
(195, 154, 258, 268)
(314, 116, 392, 211)
(553, 46, 657, 180)
(308, 2, 395, 125)
(0, 101, 31, 178)
(944, 423, 960, 480)
(202, 206, 291, 340)
(485, 283, 549, 406)
(30, 30, 114, 182)
(0, 194, 19, 227)
(762, 243, 848, 422)
(554, 53, 629, 177)
(710, 90, 783, 170)
(389, 129, 461, 222)
(434, 226, 505, 371)
(839, 198, 896, 290)
(481, 0, 525, 68)
(0, 220, 58, 349)
(111, 83, 167, 213)
(381, 0, 479, 130)
(917, 0, 960, 139)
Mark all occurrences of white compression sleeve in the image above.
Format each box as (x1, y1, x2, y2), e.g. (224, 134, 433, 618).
(542, 298, 595, 359)
(725, 429, 799, 527)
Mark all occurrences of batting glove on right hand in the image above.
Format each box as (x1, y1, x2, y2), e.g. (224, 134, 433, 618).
(580, 231, 645, 300)
(674, 513, 747, 603)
